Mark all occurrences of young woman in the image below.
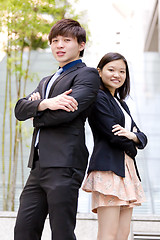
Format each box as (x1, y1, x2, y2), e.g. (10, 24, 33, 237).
(83, 52, 147, 240)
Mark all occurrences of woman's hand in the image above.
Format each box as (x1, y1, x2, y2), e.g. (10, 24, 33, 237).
(112, 124, 139, 143)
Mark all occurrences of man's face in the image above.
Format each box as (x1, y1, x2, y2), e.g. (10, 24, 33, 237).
(50, 35, 85, 67)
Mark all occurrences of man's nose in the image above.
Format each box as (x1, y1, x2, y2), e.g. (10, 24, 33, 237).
(57, 40, 64, 48)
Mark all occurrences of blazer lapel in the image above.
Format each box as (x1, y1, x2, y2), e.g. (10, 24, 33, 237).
(104, 88, 124, 116)
(48, 71, 67, 96)
(41, 75, 52, 99)
(48, 62, 86, 98)
(105, 89, 133, 128)
(108, 94, 125, 126)
(120, 101, 131, 116)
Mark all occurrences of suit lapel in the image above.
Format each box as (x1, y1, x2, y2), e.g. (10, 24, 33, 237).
(41, 75, 52, 99)
(48, 62, 85, 98)
(49, 70, 69, 95)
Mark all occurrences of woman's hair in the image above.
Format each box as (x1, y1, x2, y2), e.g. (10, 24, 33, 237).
(48, 19, 86, 57)
(97, 52, 130, 100)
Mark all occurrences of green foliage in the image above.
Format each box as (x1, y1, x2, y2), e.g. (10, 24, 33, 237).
(0, 0, 80, 51)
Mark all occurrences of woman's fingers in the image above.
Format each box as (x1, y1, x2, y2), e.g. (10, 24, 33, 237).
(112, 124, 122, 132)
(112, 124, 126, 136)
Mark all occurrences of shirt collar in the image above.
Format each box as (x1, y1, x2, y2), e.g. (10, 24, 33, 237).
(61, 59, 82, 72)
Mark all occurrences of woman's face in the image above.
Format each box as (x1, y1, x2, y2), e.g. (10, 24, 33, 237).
(98, 59, 126, 96)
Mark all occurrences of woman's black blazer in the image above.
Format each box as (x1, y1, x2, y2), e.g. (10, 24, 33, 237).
(88, 88, 147, 180)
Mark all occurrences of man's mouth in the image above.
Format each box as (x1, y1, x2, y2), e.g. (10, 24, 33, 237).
(56, 51, 65, 56)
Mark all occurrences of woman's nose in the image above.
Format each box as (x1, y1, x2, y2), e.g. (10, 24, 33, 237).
(113, 71, 120, 77)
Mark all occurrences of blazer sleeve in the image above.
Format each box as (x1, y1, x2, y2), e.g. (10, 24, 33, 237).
(131, 121, 148, 149)
(14, 82, 43, 121)
(33, 68, 100, 128)
(122, 102, 148, 149)
(89, 93, 138, 157)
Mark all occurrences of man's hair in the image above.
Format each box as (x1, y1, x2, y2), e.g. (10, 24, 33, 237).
(48, 19, 86, 57)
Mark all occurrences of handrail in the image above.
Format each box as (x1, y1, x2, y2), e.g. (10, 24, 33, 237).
(134, 232, 160, 240)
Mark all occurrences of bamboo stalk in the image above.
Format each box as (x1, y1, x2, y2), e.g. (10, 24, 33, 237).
(11, 42, 24, 210)
(6, 59, 13, 210)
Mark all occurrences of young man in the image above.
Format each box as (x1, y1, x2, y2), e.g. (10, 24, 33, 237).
(14, 19, 100, 240)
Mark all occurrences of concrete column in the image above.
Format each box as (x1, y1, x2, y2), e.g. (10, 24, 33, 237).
(158, 0, 160, 52)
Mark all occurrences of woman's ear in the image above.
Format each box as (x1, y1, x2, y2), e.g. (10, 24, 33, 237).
(97, 67, 102, 77)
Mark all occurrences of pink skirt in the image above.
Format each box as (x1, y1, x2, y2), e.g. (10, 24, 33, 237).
(82, 154, 146, 213)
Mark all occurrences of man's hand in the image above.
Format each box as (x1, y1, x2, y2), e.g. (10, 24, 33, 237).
(29, 92, 41, 101)
(38, 89, 78, 112)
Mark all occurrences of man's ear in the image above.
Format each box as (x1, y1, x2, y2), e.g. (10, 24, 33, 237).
(79, 41, 85, 51)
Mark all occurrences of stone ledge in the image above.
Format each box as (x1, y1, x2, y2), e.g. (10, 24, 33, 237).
(1, 211, 159, 221)
(0, 212, 160, 240)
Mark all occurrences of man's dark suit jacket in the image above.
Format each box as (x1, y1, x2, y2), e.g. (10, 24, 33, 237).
(15, 62, 100, 170)
(88, 88, 148, 180)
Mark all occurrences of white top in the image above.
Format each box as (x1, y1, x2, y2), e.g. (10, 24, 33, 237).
(114, 98, 132, 131)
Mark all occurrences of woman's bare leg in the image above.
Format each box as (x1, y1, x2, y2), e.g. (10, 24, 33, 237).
(97, 206, 120, 240)
(116, 207, 133, 240)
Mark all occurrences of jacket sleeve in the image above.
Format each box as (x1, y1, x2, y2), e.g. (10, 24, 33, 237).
(33, 68, 100, 128)
(14, 82, 43, 121)
(89, 93, 138, 157)
(122, 102, 148, 149)
(132, 121, 148, 149)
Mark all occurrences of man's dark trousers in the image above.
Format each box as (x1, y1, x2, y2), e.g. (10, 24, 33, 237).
(14, 153, 85, 240)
